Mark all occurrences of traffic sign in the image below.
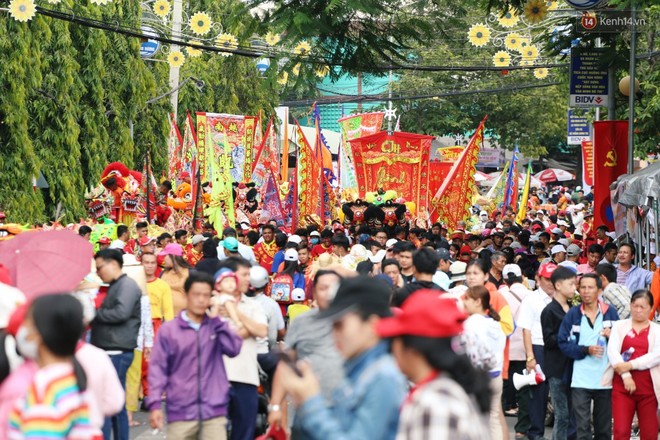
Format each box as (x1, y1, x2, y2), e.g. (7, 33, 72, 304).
(567, 109, 590, 145)
(140, 26, 161, 58)
(569, 49, 609, 108)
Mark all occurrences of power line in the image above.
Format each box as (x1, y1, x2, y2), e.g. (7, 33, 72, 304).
(281, 81, 562, 106)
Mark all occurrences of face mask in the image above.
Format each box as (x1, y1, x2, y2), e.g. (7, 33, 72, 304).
(310, 238, 320, 245)
(16, 326, 38, 360)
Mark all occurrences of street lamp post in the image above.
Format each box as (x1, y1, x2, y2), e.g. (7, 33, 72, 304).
(627, 2, 637, 175)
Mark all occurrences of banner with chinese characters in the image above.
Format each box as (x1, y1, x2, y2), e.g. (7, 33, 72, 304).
(243, 116, 256, 182)
(338, 112, 384, 190)
(593, 121, 628, 230)
(196, 113, 209, 184)
(197, 112, 235, 231)
(252, 119, 279, 189)
(295, 120, 323, 225)
(167, 113, 183, 182)
(582, 139, 594, 187)
(428, 147, 464, 197)
(349, 131, 433, 210)
(431, 116, 487, 230)
(180, 113, 203, 223)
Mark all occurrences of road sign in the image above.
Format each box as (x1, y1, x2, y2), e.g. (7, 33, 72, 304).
(140, 26, 161, 58)
(567, 109, 591, 145)
(569, 49, 609, 107)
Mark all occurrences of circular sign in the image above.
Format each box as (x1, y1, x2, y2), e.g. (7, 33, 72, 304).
(565, 0, 606, 9)
(140, 26, 161, 58)
(580, 12, 597, 30)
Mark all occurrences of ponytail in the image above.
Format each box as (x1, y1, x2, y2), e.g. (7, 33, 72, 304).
(487, 305, 501, 322)
(72, 357, 87, 392)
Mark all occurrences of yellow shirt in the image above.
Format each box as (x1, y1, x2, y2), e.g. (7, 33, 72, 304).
(147, 278, 174, 321)
(287, 304, 311, 323)
(160, 269, 189, 316)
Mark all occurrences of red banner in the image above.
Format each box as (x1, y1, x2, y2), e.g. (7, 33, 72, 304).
(432, 116, 487, 231)
(349, 131, 433, 210)
(429, 147, 464, 197)
(295, 120, 322, 226)
(581, 140, 594, 186)
(593, 121, 628, 230)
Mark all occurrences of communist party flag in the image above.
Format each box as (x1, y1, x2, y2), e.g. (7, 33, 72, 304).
(294, 119, 322, 226)
(516, 162, 532, 225)
(432, 116, 487, 231)
(593, 121, 628, 230)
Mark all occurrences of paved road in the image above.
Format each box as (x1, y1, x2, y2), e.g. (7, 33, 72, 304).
(127, 409, 549, 439)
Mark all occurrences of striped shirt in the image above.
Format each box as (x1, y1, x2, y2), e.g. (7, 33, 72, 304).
(8, 362, 101, 439)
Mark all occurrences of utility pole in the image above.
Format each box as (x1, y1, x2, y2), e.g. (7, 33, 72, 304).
(627, 2, 637, 175)
(169, 0, 184, 119)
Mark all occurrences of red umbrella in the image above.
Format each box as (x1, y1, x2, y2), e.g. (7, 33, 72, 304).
(534, 168, 575, 183)
(0, 230, 94, 300)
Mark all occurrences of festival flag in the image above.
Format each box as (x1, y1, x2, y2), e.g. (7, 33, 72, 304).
(141, 150, 160, 224)
(503, 146, 520, 213)
(180, 113, 203, 224)
(515, 162, 532, 225)
(196, 112, 210, 184)
(281, 114, 289, 184)
(261, 171, 284, 224)
(338, 112, 384, 190)
(167, 114, 183, 182)
(243, 116, 256, 181)
(252, 118, 279, 189)
(294, 119, 323, 226)
(432, 116, 487, 230)
(593, 121, 628, 230)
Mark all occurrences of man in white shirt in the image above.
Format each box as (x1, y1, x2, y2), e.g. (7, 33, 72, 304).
(517, 262, 557, 440)
(217, 227, 257, 265)
(214, 258, 268, 440)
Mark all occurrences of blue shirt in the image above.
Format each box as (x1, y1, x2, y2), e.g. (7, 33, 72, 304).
(295, 341, 406, 440)
(616, 265, 653, 293)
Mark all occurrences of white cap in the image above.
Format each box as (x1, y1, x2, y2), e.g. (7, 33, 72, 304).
(350, 244, 368, 259)
(287, 235, 302, 245)
(557, 220, 569, 227)
(559, 260, 579, 273)
(558, 238, 569, 247)
(284, 248, 299, 262)
(502, 264, 522, 278)
(291, 288, 306, 302)
(576, 186, 582, 191)
(575, 203, 585, 210)
(551, 244, 567, 255)
(192, 234, 208, 245)
(310, 231, 321, 237)
(386, 239, 398, 249)
(368, 249, 387, 264)
(551, 228, 563, 235)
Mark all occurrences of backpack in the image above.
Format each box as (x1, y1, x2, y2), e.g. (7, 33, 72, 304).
(270, 273, 294, 304)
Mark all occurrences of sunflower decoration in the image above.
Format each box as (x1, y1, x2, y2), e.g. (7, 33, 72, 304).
(467, 24, 491, 48)
(186, 40, 203, 58)
(167, 50, 185, 68)
(504, 33, 523, 52)
(534, 68, 549, 79)
(189, 12, 212, 36)
(292, 63, 302, 76)
(497, 11, 520, 28)
(153, 0, 171, 18)
(294, 41, 311, 56)
(524, 0, 548, 24)
(277, 71, 289, 86)
(547, 0, 559, 11)
(215, 33, 238, 57)
(265, 32, 281, 46)
(315, 65, 330, 78)
(9, 0, 36, 21)
(520, 45, 539, 65)
(493, 51, 511, 68)
(518, 36, 532, 51)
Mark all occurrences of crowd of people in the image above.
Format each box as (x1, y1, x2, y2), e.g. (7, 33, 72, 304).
(1, 184, 660, 440)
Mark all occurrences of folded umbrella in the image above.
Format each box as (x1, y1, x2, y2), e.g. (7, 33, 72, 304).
(0, 230, 94, 300)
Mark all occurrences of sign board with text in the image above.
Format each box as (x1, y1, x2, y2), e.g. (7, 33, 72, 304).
(569, 49, 609, 107)
(567, 109, 591, 145)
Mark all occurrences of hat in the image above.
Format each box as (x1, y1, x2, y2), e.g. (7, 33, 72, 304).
(529, 209, 537, 216)
(491, 229, 505, 237)
(191, 234, 208, 246)
(368, 249, 387, 264)
(510, 241, 522, 250)
(479, 210, 489, 218)
(376, 291, 466, 338)
(576, 186, 582, 191)
(551, 227, 563, 235)
(223, 237, 239, 253)
(558, 238, 569, 247)
(503, 264, 522, 279)
(97, 237, 111, 245)
(310, 231, 321, 237)
(214, 268, 237, 284)
(551, 244, 567, 255)
(159, 243, 183, 257)
(566, 243, 582, 257)
(460, 245, 472, 255)
(531, 224, 543, 232)
(284, 248, 299, 262)
(559, 261, 579, 273)
(436, 248, 451, 261)
(386, 239, 398, 249)
(451, 232, 464, 240)
(318, 276, 392, 321)
(538, 262, 558, 278)
(288, 235, 302, 245)
(179, 171, 191, 180)
(449, 261, 467, 282)
(291, 288, 306, 302)
(530, 233, 540, 242)
(0, 283, 26, 329)
(557, 220, 569, 227)
(139, 236, 156, 246)
(481, 229, 492, 237)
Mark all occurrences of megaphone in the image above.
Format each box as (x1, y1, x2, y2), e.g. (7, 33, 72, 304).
(513, 365, 546, 390)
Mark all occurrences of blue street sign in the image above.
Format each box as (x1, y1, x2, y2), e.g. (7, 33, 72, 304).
(567, 109, 590, 145)
(569, 49, 609, 107)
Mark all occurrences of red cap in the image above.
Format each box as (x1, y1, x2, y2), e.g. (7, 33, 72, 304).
(531, 224, 543, 232)
(97, 237, 111, 245)
(376, 290, 466, 338)
(538, 262, 558, 279)
(451, 232, 464, 240)
(7, 303, 28, 337)
(139, 236, 156, 246)
(460, 245, 472, 255)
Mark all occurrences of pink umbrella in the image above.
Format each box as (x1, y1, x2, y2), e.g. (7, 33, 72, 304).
(0, 230, 94, 300)
(534, 168, 575, 183)
(475, 171, 491, 183)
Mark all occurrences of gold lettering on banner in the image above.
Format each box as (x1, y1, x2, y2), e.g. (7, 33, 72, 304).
(376, 168, 407, 186)
(363, 153, 421, 165)
(381, 140, 400, 154)
(605, 149, 617, 167)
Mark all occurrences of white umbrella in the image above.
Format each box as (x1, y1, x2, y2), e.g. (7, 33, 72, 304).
(534, 168, 575, 183)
